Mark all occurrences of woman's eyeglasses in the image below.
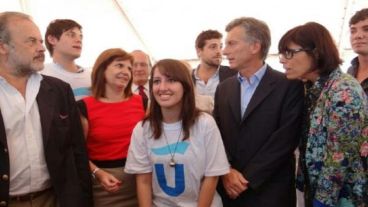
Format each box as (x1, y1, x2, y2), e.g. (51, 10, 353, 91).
(279, 48, 311, 59)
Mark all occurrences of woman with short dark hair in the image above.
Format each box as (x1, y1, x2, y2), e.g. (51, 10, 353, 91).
(279, 22, 367, 207)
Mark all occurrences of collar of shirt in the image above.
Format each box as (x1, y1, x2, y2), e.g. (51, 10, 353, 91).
(237, 63, 267, 85)
(193, 65, 221, 80)
(0, 72, 43, 114)
(52, 61, 84, 73)
(237, 64, 267, 118)
(0, 72, 43, 87)
(132, 82, 149, 93)
(347, 57, 359, 76)
(347, 57, 368, 95)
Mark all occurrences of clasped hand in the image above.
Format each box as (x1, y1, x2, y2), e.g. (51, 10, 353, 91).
(221, 168, 248, 199)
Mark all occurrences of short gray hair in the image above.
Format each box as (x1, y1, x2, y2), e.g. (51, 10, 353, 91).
(0, 11, 31, 44)
(226, 17, 271, 60)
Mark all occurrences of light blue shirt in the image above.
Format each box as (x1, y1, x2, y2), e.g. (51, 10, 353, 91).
(238, 64, 267, 117)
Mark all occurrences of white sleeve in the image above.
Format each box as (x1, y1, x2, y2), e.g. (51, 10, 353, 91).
(124, 122, 152, 174)
(203, 114, 230, 176)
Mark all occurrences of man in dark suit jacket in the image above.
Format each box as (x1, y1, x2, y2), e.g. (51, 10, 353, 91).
(0, 12, 92, 207)
(192, 30, 236, 98)
(131, 50, 151, 110)
(214, 17, 304, 207)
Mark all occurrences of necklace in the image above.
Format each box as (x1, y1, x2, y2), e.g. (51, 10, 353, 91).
(163, 128, 182, 167)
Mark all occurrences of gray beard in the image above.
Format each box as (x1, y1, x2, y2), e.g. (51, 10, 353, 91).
(14, 65, 36, 77)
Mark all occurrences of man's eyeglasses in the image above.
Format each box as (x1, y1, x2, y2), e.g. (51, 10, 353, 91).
(279, 48, 311, 59)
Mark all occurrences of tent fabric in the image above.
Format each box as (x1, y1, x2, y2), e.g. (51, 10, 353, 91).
(1, 0, 367, 70)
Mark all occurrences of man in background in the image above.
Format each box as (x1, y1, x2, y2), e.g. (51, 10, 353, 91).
(348, 8, 368, 171)
(192, 29, 236, 98)
(42, 19, 91, 100)
(131, 50, 151, 110)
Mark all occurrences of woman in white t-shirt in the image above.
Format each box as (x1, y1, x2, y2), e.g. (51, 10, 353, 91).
(125, 59, 230, 207)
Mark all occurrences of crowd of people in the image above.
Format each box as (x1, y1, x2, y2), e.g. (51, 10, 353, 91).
(0, 8, 367, 207)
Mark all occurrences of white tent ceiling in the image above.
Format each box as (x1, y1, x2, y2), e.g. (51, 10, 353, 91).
(1, 0, 367, 70)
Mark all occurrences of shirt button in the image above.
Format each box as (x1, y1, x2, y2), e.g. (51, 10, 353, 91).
(1, 174, 8, 181)
(0, 201, 6, 206)
(3, 148, 7, 153)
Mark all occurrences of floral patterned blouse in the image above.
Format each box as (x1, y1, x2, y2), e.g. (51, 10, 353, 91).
(299, 68, 368, 207)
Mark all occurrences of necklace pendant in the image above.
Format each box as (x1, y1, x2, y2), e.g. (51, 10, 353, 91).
(169, 158, 176, 167)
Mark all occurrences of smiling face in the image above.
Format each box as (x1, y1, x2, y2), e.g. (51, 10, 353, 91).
(279, 42, 318, 81)
(2, 17, 46, 76)
(48, 27, 83, 59)
(152, 67, 184, 112)
(350, 18, 368, 56)
(104, 58, 132, 91)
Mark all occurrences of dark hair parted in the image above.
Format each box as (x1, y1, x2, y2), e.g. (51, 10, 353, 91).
(144, 59, 200, 140)
(45, 19, 82, 56)
(226, 17, 271, 61)
(350, 8, 368, 25)
(195, 30, 222, 49)
(278, 22, 342, 76)
(91, 48, 134, 99)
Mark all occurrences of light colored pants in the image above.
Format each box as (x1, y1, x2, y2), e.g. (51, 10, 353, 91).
(93, 167, 138, 207)
(9, 188, 57, 207)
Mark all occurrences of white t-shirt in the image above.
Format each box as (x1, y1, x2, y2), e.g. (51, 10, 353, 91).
(41, 62, 91, 100)
(125, 113, 229, 207)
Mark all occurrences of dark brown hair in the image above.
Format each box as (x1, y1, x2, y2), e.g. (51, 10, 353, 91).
(45, 19, 82, 55)
(91, 48, 134, 99)
(349, 8, 368, 26)
(144, 59, 200, 140)
(278, 22, 342, 75)
(195, 30, 222, 49)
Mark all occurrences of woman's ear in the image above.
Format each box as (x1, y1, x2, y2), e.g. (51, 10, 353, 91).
(312, 48, 319, 60)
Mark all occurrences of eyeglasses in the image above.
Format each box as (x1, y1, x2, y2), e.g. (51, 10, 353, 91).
(279, 48, 311, 60)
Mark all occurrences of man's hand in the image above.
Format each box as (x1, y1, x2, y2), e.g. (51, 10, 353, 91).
(221, 168, 248, 199)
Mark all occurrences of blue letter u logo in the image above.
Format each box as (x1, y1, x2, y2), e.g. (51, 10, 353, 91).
(154, 164, 185, 196)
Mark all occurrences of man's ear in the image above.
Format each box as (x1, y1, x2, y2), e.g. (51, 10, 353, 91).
(47, 35, 58, 46)
(250, 41, 261, 55)
(196, 47, 202, 58)
(0, 41, 10, 55)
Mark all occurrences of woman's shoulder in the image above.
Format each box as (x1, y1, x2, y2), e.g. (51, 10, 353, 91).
(133, 119, 151, 133)
(195, 112, 217, 128)
(328, 72, 365, 99)
(328, 70, 360, 88)
(321, 71, 367, 111)
(80, 96, 97, 105)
